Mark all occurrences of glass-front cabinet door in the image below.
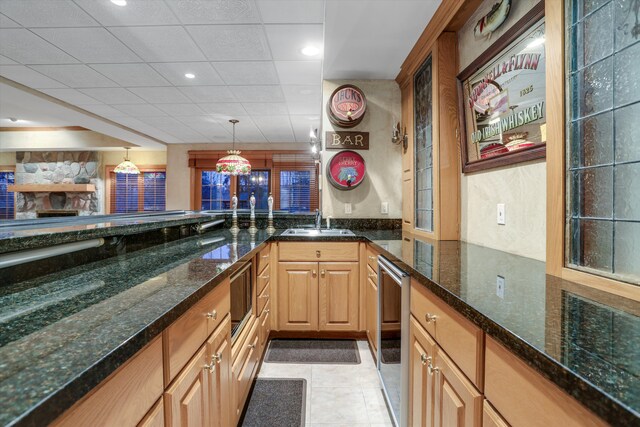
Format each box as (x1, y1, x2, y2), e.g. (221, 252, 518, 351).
(414, 55, 434, 232)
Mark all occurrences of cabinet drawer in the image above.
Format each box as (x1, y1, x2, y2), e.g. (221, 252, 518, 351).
(233, 319, 260, 420)
(410, 280, 484, 389)
(366, 246, 378, 272)
(483, 400, 510, 427)
(278, 242, 359, 262)
(257, 265, 270, 296)
(137, 397, 164, 427)
(54, 337, 163, 427)
(366, 263, 378, 282)
(485, 337, 607, 427)
(257, 282, 270, 316)
(259, 299, 271, 350)
(164, 279, 230, 384)
(257, 245, 270, 275)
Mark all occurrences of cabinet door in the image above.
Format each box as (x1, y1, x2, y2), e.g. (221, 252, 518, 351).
(433, 348, 482, 427)
(164, 345, 210, 427)
(259, 299, 271, 351)
(409, 316, 437, 427)
(319, 262, 359, 331)
(277, 262, 318, 330)
(207, 316, 231, 427)
(366, 276, 378, 353)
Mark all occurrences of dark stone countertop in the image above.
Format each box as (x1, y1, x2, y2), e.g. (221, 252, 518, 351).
(0, 228, 637, 426)
(0, 211, 220, 254)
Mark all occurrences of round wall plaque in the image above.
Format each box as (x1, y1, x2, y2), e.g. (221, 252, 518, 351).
(327, 84, 367, 128)
(327, 150, 366, 190)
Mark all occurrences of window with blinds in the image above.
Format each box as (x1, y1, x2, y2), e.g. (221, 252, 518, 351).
(238, 170, 270, 209)
(0, 171, 15, 220)
(280, 170, 312, 212)
(109, 170, 166, 214)
(201, 171, 231, 210)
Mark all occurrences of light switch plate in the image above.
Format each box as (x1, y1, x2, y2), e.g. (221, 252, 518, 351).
(344, 203, 352, 214)
(497, 203, 506, 225)
(381, 202, 389, 214)
(496, 275, 505, 299)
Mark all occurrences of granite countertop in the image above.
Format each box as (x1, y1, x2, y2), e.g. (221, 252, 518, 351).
(0, 211, 219, 254)
(0, 228, 637, 426)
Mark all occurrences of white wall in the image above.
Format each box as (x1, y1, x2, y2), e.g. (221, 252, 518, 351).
(321, 80, 402, 218)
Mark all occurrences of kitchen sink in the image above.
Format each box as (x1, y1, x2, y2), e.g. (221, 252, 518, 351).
(282, 228, 355, 236)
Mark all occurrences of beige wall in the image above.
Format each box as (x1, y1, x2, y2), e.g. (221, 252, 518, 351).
(0, 130, 137, 150)
(461, 161, 546, 261)
(166, 142, 309, 210)
(321, 80, 402, 218)
(102, 150, 167, 167)
(0, 151, 15, 166)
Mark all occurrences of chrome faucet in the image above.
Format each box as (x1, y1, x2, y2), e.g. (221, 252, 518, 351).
(315, 209, 321, 230)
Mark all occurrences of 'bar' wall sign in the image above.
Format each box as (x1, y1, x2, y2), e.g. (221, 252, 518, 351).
(325, 131, 369, 150)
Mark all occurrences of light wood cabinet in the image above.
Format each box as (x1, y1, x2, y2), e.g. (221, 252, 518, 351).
(409, 316, 437, 427)
(319, 262, 359, 331)
(206, 316, 231, 427)
(366, 275, 379, 354)
(259, 299, 271, 351)
(278, 242, 359, 262)
(164, 345, 210, 427)
(277, 262, 319, 330)
(482, 400, 510, 427)
(232, 318, 260, 423)
(137, 398, 164, 427)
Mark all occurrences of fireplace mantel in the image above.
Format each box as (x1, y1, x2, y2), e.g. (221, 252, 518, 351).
(8, 184, 96, 192)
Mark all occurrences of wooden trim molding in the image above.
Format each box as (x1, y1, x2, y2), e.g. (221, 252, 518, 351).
(0, 126, 88, 132)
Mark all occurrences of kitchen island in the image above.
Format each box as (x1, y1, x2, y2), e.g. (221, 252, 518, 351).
(0, 218, 637, 426)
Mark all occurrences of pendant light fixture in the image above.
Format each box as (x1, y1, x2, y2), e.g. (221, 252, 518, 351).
(216, 119, 251, 175)
(114, 147, 140, 174)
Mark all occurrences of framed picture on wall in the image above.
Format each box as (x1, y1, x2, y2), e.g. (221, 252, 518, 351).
(457, 3, 546, 173)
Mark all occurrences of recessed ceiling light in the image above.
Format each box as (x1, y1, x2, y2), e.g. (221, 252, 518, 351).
(301, 45, 320, 56)
(184, 73, 196, 79)
(111, 0, 127, 6)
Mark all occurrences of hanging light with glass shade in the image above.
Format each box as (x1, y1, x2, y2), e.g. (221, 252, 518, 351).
(216, 119, 251, 175)
(114, 147, 140, 174)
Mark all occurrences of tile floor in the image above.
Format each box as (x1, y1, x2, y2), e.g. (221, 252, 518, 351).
(256, 339, 394, 426)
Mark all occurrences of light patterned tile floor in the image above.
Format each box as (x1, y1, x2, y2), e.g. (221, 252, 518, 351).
(256, 340, 394, 427)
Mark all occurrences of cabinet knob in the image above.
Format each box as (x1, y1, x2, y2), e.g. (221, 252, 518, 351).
(207, 310, 218, 320)
(312, 270, 317, 277)
(212, 353, 222, 364)
(265, 309, 270, 314)
(262, 254, 269, 259)
(428, 361, 440, 375)
(425, 313, 437, 323)
(204, 362, 215, 373)
(259, 294, 270, 299)
(316, 250, 321, 258)
(368, 256, 376, 261)
(368, 273, 377, 279)
(248, 343, 256, 349)
(420, 354, 431, 366)
(261, 275, 270, 279)
(320, 269, 325, 277)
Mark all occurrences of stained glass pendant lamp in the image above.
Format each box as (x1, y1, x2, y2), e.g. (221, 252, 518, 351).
(114, 147, 140, 174)
(216, 119, 251, 175)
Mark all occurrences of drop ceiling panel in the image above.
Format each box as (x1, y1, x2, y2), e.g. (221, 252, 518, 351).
(79, 104, 128, 119)
(0, 14, 20, 28)
(165, 0, 261, 24)
(242, 102, 288, 115)
(0, 65, 67, 89)
(0, 55, 17, 65)
(286, 101, 321, 115)
(112, 103, 168, 117)
(229, 85, 284, 102)
(187, 25, 271, 61)
(282, 85, 322, 103)
(79, 88, 146, 104)
(175, 115, 231, 135)
(212, 61, 279, 85)
(128, 87, 191, 104)
(40, 88, 104, 105)
(275, 61, 321, 85)
(197, 102, 247, 117)
(89, 63, 171, 87)
(31, 64, 118, 88)
(252, 115, 295, 142)
(257, 0, 325, 24)
(155, 103, 206, 116)
(150, 62, 225, 86)
(264, 24, 323, 60)
(290, 114, 321, 141)
(113, 116, 181, 143)
(0, 0, 98, 28)
(0, 29, 78, 64)
(109, 26, 206, 62)
(73, 0, 179, 26)
(178, 86, 236, 103)
(32, 28, 141, 64)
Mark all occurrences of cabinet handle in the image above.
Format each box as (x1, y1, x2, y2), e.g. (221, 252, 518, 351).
(206, 310, 218, 320)
(368, 273, 377, 278)
(425, 313, 437, 323)
(428, 361, 440, 375)
(259, 294, 270, 299)
(316, 250, 321, 258)
(262, 254, 269, 258)
(420, 354, 431, 366)
(320, 269, 325, 277)
(261, 275, 270, 279)
(212, 353, 222, 364)
(248, 343, 256, 349)
(265, 309, 270, 314)
(204, 362, 215, 373)
(368, 256, 376, 261)
(312, 270, 317, 277)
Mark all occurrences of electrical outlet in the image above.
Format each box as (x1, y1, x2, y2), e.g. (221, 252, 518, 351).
(381, 202, 389, 214)
(496, 275, 505, 299)
(344, 203, 352, 214)
(497, 203, 506, 225)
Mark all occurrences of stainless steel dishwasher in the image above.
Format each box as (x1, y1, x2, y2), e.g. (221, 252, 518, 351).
(377, 255, 410, 427)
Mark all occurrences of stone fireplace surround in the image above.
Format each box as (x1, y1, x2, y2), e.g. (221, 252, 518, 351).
(15, 151, 103, 219)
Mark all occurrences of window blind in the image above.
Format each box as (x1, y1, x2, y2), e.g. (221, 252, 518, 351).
(109, 169, 166, 214)
(0, 171, 15, 220)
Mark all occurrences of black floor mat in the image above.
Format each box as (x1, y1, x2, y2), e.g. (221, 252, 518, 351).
(240, 378, 306, 427)
(380, 338, 401, 364)
(264, 339, 361, 364)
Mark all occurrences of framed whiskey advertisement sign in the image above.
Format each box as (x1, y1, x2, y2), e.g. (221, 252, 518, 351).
(458, 6, 546, 173)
